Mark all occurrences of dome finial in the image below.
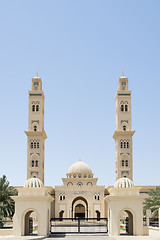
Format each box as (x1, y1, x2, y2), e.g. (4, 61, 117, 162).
(36, 72, 38, 77)
(122, 72, 124, 77)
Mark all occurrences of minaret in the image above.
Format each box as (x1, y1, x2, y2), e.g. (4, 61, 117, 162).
(25, 74, 47, 183)
(113, 74, 135, 181)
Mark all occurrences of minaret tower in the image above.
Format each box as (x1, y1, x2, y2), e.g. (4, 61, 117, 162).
(25, 74, 47, 183)
(113, 74, 135, 181)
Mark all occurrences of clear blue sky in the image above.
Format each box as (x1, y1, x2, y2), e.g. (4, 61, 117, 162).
(0, 1, 160, 187)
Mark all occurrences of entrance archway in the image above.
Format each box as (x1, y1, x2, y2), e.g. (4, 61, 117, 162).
(119, 209, 133, 235)
(24, 210, 38, 235)
(72, 196, 88, 218)
(95, 210, 100, 221)
(59, 210, 64, 221)
(75, 204, 85, 218)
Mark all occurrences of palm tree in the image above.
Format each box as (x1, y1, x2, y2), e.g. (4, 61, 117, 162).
(144, 187, 160, 217)
(0, 175, 17, 219)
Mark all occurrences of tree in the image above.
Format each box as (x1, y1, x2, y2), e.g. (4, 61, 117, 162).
(0, 175, 17, 219)
(144, 187, 160, 217)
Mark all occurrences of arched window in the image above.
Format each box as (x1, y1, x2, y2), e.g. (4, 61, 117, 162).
(125, 160, 128, 167)
(95, 195, 96, 200)
(32, 160, 34, 167)
(125, 105, 128, 111)
(121, 105, 124, 111)
(97, 195, 100, 200)
(32, 105, 35, 112)
(31, 142, 33, 149)
(120, 141, 123, 148)
(77, 182, 83, 187)
(35, 160, 38, 167)
(123, 125, 126, 131)
(34, 126, 37, 132)
(60, 195, 62, 201)
(37, 142, 39, 148)
(127, 141, 129, 148)
(67, 182, 73, 186)
(63, 195, 65, 200)
(78, 174, 82, 178)
(34, 142, 36, 148)
(87, 182, 93, 186)
(124, 142, 126, 148)
(122, 160, 124, 167)
(36, 105, 39, 112)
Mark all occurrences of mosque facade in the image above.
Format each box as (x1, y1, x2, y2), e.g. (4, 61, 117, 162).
(12, 74, 152, 236)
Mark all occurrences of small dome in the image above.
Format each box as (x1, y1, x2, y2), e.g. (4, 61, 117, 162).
(114, 177, 134, 188)
(68, 160, 92, 174)
(24, 178, 43, 188)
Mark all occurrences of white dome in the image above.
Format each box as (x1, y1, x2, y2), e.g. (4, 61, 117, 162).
(24, 178, 43, 188)
(114, 178, 134, 188)
(68, 160, 92, 174)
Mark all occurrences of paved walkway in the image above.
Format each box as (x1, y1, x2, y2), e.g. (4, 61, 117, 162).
(0, 235, 155, 240)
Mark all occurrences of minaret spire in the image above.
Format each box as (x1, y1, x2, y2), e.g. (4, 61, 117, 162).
(25, 75, 47, 183)
(113, 74, 135, 181)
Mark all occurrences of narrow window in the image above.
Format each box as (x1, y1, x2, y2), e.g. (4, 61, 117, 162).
(35, 160, 38, 167)
(120, 141, 123, 148)
(125, 105, 128, 111)
(95, 195, 96, 200)
(37, 142, 39, 148)
(34, 142, 36, 148)
(63, 195, 65, 200)
(125, 160, 128, 167)
(32, 105, 35, 112)
(124, 142, 126, 148)
(123, 125, 126, 131)
(34, 125, 37, 131)
(60, 195, 62, 201)
(31, 142, 33, 148)
(36, 105, 39, 112)
(122, 160, 124, 167)
(121, 105, 124, 111)
(127, 142, 129, 148)
(32, 160, 34, 167)
(97, 195, 100, 200)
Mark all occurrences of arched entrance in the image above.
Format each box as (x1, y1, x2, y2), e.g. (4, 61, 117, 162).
(75, 204, 85, 218)
(59, 210, 64, 221)
(24, 210, 38, 235)
(72, 196, 88, 219)
(95, 210, 100, 221)
(119, 209, 133, 235)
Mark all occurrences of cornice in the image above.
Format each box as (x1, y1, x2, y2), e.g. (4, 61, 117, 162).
(25, 131, 47, 140)
(113, 130, 135, 139)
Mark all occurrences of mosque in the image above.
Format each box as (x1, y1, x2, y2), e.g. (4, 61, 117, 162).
(12, 74, 153, 236)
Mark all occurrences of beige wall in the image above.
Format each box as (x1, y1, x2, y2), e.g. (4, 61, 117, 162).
(106, 187, 144, 236)
(55, 177, 105, 218)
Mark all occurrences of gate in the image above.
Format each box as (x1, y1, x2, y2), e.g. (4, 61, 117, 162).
(50, 218, 108, 234)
